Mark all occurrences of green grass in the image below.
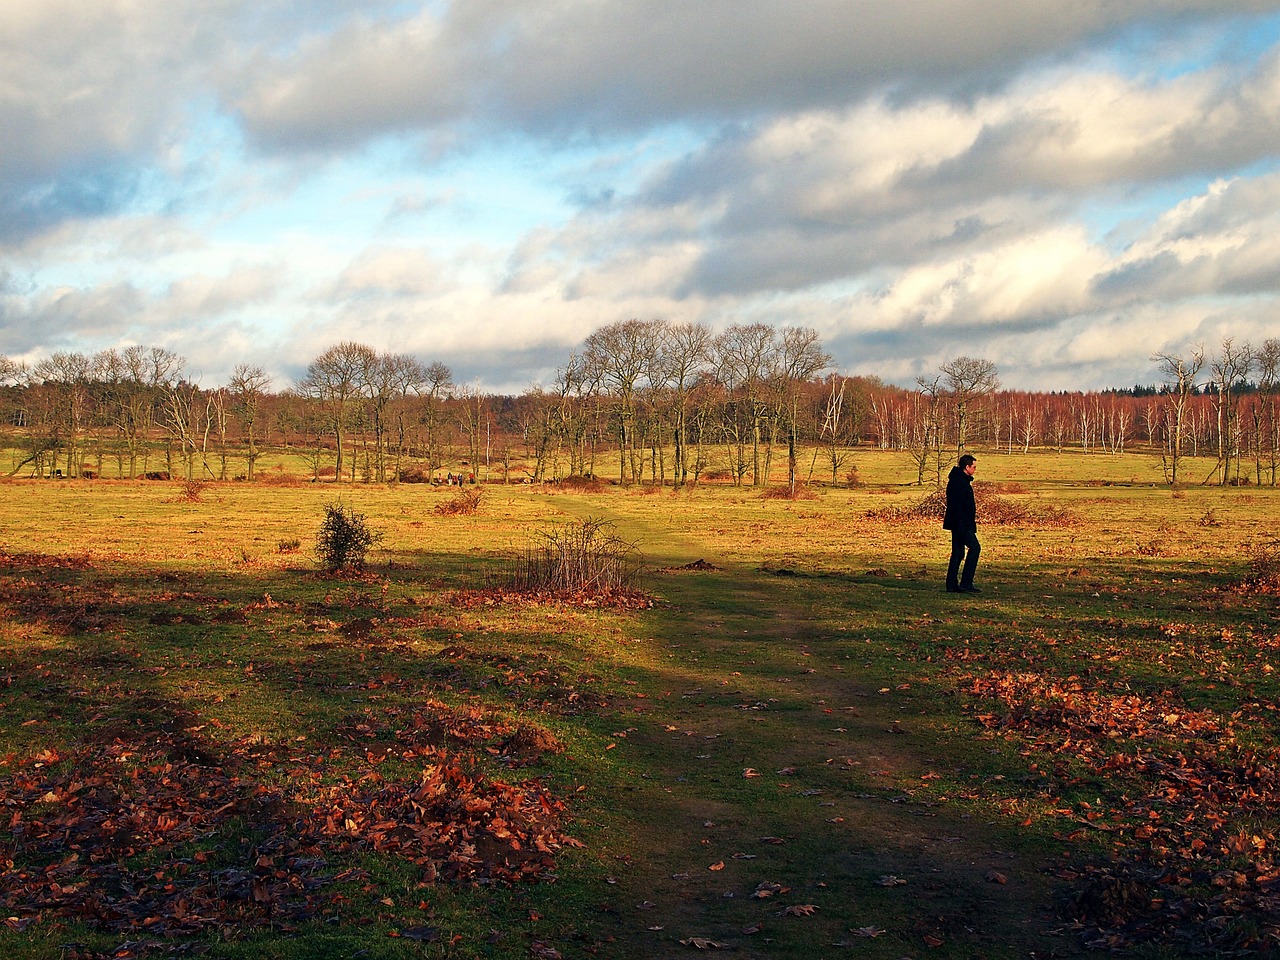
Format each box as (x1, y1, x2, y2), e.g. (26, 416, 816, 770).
(1, 452, 1279, 958)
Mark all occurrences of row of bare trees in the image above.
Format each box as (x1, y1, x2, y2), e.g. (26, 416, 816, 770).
(0, 346, 273, 481)
(1150, 338, 1280, 485)
(2, 331, 1279, 487)
(296, 342, 453, 483)
(554, 319, 831, 488)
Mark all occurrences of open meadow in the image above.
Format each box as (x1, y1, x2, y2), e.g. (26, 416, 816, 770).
(1, 450, 1279, 959)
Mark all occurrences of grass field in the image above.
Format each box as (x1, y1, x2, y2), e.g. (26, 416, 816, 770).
(1, 449, 1278, 959)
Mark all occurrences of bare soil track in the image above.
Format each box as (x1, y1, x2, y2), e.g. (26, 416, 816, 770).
(548, 496, 1074, 958)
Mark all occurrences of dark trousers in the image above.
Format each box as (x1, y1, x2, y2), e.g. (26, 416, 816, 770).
(947, 529, 980, 589)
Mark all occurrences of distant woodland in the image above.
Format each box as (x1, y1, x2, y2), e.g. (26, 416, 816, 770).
(2, 322, 1278, 488)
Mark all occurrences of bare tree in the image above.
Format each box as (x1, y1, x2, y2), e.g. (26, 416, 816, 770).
(941, 356, 1000, 452)
(32, 352, 93, 478)
(1152, 345, 1205, 486)
(909, 375, 945, 485)
(413, 360, 452, 473)
(229, 364, 271, 480)
(1209, 338, 1253, 485)
(298, 342, 373, 481)
(771, 326, 831, 491)
(714, 323, 775, 485)
(583, 319, 663, 483)
(1252, 338, 1280, 485)
(456, 384, 491, 481)
(654, 322, 712, 486)
(813, 376, 856, 486)
(161, 375, 209, 480)
(543, 355, 597, 478)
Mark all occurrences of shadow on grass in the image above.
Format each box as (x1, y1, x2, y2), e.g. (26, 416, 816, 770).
(1, 544, 1277, 957)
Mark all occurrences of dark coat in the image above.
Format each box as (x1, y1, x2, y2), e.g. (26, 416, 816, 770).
(942, 465, 976, 532)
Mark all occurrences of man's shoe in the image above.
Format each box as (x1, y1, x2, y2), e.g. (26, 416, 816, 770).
(960, 585, 981, 593)
(945, 585, 961, 593)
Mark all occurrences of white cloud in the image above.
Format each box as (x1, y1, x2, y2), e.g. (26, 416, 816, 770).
(6, 1, 1280, 393)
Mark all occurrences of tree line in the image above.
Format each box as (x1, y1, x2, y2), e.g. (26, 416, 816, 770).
(1, 328, 1277, 487)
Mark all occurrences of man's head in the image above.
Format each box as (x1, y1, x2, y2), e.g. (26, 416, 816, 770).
(958, 454, 977, 475)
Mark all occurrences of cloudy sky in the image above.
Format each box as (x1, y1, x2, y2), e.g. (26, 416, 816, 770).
(3, 1, 1280, 393)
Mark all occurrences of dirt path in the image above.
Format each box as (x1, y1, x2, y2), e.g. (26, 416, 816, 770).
(546, 496, 1074, 958)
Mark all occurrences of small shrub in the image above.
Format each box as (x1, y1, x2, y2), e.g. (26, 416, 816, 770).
(760, 482, 818, 501)
(315, 503, 381, 572)
(844, 465, 860, 488)
(435, 488, 482, 516)
(398, 465, 432, 484)
(556, 475, 606, 493)
(1197, 508, 1221, 527)
(177, 480, 206, 503)
(257, 471, 303, 487)
(1135, 539, 1165, 557)
(277, 538, 301, 554)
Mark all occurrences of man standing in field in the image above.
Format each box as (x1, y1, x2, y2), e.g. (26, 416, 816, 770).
(943, 454, 980, 594)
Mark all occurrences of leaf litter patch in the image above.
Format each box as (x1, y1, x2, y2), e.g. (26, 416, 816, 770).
(0, 703, 574, 939)
(963, 669, 1280, 953)
(450, 586, 653, 610)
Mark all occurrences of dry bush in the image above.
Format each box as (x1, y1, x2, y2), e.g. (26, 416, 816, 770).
(1197, 508, 1222, 527)
(701, 469, 734, 482)
(435, 488, 482, 516)
(1239, 539, 1280, 595)
(397, 465, 432, 484)
(867, 488, 946, 521)
(555, 475, 606, 493)
(987, 480, 1026, 495)
(173, 479, 206, 503)
(511, 517, 643, 597)
(866, 485, 1077, 527)
(256, 470, 304, 487)
(760, 482, 818, 501)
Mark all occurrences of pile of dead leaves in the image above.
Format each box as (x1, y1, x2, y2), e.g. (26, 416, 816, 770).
(866, 488, 1078, 527)
(0, 709, 574, 938)
(964, 672, 1227, 745)
(667, 559, 719, 572)
(962, 669, 1280, 953)
(449, 586, 653, 610)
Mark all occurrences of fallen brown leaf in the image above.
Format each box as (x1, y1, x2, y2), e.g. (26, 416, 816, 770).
(781, 904, 819, 917)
